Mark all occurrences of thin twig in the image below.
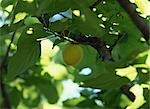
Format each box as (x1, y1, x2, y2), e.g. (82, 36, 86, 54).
(2, 32, 16, 65)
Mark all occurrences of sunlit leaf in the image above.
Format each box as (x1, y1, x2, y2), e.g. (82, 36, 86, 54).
(40, 39, 59, 65)
(127, 84, 146, 109)
(22, 85, 40, 107)
(44, 63, 68, 80)
(63, 97, 85, 107)
(24, 16, 41, 26)
(14, 12, 27, 23)
(145, 50, 150, 67)
(120, 94, 132, 108)
(134, 0, 150, 16)
(116, 66, 137, 81)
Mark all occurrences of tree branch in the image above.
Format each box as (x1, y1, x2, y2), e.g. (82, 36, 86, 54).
(2, 32, 16, 66)
(89, 0, 102, 10)
(117, 0, 150, 42)
(0, 31, 16, 109)
(120, 84, 135, 101)
(59, 30, 112, 61)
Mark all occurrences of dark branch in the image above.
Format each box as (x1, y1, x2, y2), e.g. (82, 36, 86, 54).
(38, 13, 50, 28)
(0, 31, 16, 109)
(89, 0, 102, 10)
(2, 32, 16, 66)
(60, 30, 112, 61)
(0, 70, 11, 108)
(117, 0, 150, 42)
(120, 84, 135, 101)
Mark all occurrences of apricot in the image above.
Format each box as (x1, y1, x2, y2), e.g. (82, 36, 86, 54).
(62, 44, 83, 65)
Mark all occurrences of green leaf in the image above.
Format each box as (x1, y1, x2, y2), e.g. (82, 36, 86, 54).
(26, 24, 50, 39)
(52, 39, 65, 49)
(142, 88, 150, 109)
(127, 84, 145, 109)
(101, 89, 121, 108)
(63, 97, 85, 107)
(14, 0, 37, 16)
(38, 77, 58, 104)
(25, 74, 59, 104)
(6, 27, 41, 81)
(22, 86, 40, 107)
(50, 20, 71, 32)
(70, 0, 104, 36)
(0, 21, 23, 36)
(138, 71, 150, 83)
(1, 0, 17, 8)
(9, 88, 21, 107)
(0, 25, 12, 36)
(35, 0, 76, 16)
(116, 66, 137, 81)
(77, 99, 96, 108)
(82, 72, 129, 89)
(24, 16, 41, 26)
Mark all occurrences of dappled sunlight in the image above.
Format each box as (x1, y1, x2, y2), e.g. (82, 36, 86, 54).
(40, 102, 62, 109)
(0, 10, 9, 26)
(146, 50, 150, 67)
(120, 94, 132, 108)
(45, 63, 68, 80)
(26, 27, 33, 34)
(81, 14, 86, 22)
(0, 0, 149, 108)
(5, 5, 13, 12)
(116, 66, 137, 81)
(60, 80, 81, 101)
(14, 12, 27, 23)
(23, 0, 34, 3)
(23, 85, 39, 100)
(79, 67, 92, 75)
(9, 78, 24, 91)
(40, 39, 59, 65)
(127, 84, 146, 109)
(40, 39, 68, 80)
(130, 0, 150, 17)
(115, 51, 149, 82)
(73, 10, 80, 16)
(141, 84, 150, 89)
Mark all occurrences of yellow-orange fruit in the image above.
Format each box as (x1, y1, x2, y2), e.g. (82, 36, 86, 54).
(62, 44, 83, 65)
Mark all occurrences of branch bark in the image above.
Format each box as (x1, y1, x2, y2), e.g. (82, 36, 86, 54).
(120, 84, 135, 101)
(0, 67, 11, 108)
(89, 0, 102, 10)
(0, 31, 16, 109)
(117, 0, 150, 42)
(58, 30, 113, 61)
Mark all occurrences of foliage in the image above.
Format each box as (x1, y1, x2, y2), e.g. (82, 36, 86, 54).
(0, 0, 150, 109)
